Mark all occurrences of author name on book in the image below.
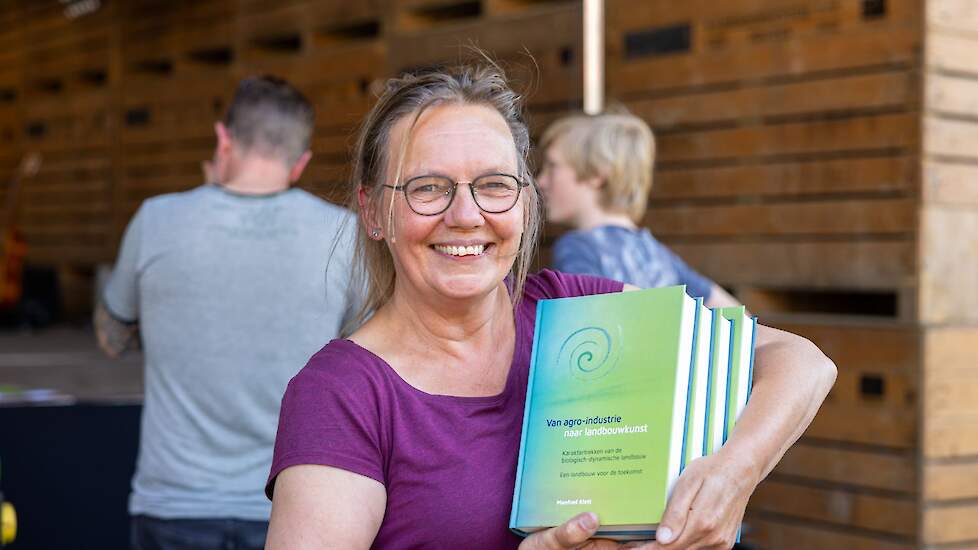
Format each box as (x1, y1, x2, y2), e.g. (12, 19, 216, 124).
(556, 498, 593, 506)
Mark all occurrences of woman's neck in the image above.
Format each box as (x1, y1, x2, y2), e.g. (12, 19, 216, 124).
(356, 282, 516, 396)
(380, 281, 513, 355)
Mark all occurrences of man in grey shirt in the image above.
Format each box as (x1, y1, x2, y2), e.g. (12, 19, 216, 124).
(95, 76, 360, 550)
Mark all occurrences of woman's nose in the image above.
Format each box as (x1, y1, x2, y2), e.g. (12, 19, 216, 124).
(443, 183, 485, 227)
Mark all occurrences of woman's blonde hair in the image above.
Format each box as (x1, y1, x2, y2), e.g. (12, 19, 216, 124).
(540, 110, 656, 222)
(343, 62, 541, 332)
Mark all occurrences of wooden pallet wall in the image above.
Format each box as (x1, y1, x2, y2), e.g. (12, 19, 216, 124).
(6, 1, 977, 546)
(918, 1, 978, 547)
(15, 1, 117, 264)
(607, 0, 921, 321)
(0, 1, 22, 214)
(5, 0, 579, 265)
(603, 0, 978, 547)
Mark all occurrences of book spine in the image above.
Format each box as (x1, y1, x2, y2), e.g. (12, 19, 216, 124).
(722, 318, 735, 443)
(510, 300, 548, 530)
(680, 298, 702, 472)
(702, 310, 716, 457)
(669, 295, 696, 491)
(747, 317, 758, 397)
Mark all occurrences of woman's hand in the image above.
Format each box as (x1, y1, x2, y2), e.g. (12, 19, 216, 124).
(519, 513, 626, 550)
(640, 451, 756, 549)
(518, 450, 755, 550)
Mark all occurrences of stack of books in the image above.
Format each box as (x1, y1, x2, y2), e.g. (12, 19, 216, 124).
(510, 285, 756, 541)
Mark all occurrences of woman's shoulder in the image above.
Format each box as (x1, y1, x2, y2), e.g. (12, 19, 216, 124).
(522, 269, 625, 302)
(289, 338, 390, 395)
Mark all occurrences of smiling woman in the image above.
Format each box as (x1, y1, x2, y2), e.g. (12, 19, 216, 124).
(263, 62, 837, 550)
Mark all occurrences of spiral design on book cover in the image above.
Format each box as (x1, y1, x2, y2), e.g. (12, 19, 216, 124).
(557, 326, 622, 381)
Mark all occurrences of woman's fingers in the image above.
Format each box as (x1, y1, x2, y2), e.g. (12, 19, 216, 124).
(663, 470, 740, 549)
(520, 512, 600, 550)
(654, 462, 705, 545)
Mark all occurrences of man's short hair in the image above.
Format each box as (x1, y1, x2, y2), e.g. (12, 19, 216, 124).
(223, 75, 314, 165)
(540, 110, 656, 222)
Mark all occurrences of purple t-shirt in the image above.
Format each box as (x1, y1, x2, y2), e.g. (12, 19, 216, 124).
(267, 270, 623, 548)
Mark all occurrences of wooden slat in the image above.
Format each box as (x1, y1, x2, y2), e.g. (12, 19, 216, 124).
(923, 161, 978, 206)
(919, 207, 978, 324)
(924, 326, 978, 412)
(122, 147, 215, 167)
(768, 318, 918, 448)
(744, 516, 914, 550)
(806, 402, 916, 449)
(606, 0, 920, 38)
(609, 25, 920, 96)
(658, 113, 917, 165)
(923, 503, 978, 544)
(646, 198, 916, 238)
(925, 413, 978, 459)
(237, 0, 381, 34)
(927, 28, 978, 77)
(928, 0, 978, 32)
(922, 327, 978, 461)
(749, 479, 917, 536)
(924, 458, 978, 501)
(926, 72, 978, 119)
(669, 240, 915, 290)
(311, 133, 354, 157)
(924, 116, 978, 161)
(21, 224, 110, 237)
(386, 2, 582, 106)
(27, 244, 113, 264)
(772, 317, 919, 369)
(629, 70, 915, 131)
(121, 1, 236, 40)
(774, 442, 916, 494)
(924, 370, 978, 418)
(652, 156, 916, 201)
(121, 125, 215, 145)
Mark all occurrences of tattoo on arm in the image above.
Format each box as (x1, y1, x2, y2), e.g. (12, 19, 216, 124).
(94, 301, 140, 358)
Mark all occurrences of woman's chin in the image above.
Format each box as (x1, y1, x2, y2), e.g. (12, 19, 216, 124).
(431, 275, 501, 301)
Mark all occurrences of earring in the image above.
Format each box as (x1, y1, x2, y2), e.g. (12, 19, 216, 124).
(371, 228, 381, 239)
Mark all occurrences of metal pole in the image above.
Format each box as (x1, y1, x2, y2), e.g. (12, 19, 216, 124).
(583, 0, 604, 115)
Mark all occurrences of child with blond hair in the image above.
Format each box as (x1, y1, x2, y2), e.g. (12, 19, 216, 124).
(537, 111, 739, 307)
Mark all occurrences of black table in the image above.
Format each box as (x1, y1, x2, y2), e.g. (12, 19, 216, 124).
(1, 401, 141, 549)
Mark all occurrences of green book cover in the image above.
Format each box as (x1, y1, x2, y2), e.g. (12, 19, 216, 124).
(704, 311, 731, 455)
(683, 299, 712, 467)
(510, 285, 697, 540)
(720, 307, 756, 443)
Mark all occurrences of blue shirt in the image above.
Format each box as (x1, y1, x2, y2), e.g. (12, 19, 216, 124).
(552, 225, 714, 299)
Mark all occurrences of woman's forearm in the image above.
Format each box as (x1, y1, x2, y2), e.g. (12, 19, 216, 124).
(717, 325, 838, 486)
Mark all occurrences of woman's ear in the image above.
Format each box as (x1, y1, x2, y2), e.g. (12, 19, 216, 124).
(358, 185, 379, 229)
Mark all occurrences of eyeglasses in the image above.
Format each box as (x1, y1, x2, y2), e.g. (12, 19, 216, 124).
(383, 173, 527, 216)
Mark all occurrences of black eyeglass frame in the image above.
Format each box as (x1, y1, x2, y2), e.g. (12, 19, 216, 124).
(382, 173, 529, 216)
